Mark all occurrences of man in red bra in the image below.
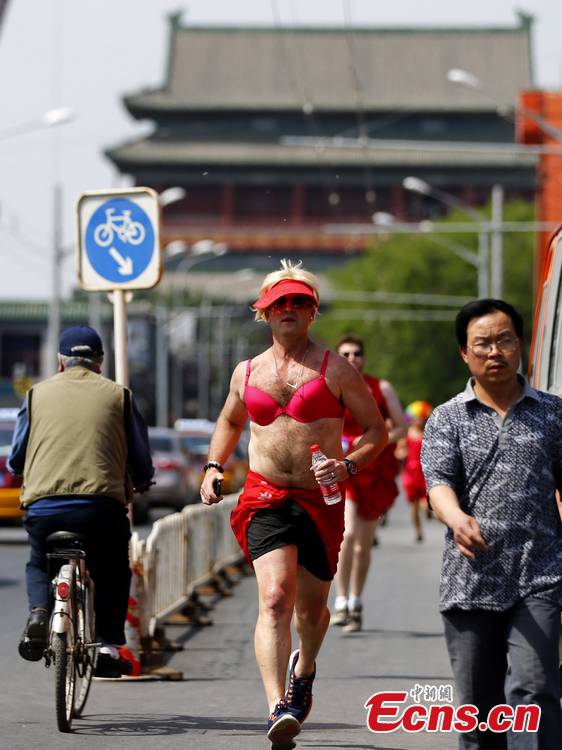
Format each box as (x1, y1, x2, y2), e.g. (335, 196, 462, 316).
(200, 260, 388, 747)
(331, 335, 407, 633)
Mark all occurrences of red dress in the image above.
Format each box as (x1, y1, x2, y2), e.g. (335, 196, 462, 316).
(231, 470, 345, 578)
(401, 434, 426, 502)
(343, 375, 399, 521)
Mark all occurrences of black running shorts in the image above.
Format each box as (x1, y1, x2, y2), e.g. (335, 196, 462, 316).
(246, 500, 332, 581)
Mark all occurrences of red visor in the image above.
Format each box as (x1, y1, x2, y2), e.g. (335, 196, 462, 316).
(252, 279, 318, 310)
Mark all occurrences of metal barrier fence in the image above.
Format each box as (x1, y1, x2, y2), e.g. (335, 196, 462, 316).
(131, 495, 243, 638)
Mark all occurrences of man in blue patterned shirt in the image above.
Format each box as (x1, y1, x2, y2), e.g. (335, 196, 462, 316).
(421, 299, 562, 750)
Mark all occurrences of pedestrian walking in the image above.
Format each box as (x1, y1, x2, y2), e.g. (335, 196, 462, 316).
(331, 335, 407, 632)
(199, 260, 388, 747)
(421, 298, 562, 749)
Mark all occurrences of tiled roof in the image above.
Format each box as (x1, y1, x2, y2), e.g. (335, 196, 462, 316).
(107, 138, 538, 170)
(125, 20, 532, 113)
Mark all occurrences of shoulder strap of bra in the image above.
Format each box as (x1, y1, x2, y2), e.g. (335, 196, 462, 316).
(245, 359, 252, 385)
(320, 350, 330, 376)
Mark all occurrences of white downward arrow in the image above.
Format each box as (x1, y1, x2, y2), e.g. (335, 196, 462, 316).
(109, 247, 133, 276)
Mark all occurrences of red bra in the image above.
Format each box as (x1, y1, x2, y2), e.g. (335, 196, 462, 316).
(244, 350, 344, 426)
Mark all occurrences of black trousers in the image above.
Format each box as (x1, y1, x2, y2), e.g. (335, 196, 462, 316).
(443, 598, 562, 750)
(24, 500, 131, 645)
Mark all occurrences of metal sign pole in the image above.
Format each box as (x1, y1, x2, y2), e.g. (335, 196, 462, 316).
(113, 289, 129, 387)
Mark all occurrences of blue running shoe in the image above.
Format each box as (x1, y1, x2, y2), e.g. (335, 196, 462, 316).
(284, 649, 315, 724)
(267, 700, 300, 745)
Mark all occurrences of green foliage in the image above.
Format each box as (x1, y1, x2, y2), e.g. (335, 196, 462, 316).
(313, 200, 535, 408)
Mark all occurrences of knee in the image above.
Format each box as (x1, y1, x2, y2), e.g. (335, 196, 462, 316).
(510, 664, 559, 702)
(259, 584, 294, 622)
(353, 540, 371, 558)
(341, 526, 355, 547)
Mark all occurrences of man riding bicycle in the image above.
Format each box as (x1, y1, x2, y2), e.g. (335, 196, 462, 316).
(8, 326, 154, 678)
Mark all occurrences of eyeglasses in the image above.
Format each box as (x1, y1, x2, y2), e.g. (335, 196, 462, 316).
(340, 350, 363, 358)
(468, 337, 519, 358)
(270, 295, 314, 310)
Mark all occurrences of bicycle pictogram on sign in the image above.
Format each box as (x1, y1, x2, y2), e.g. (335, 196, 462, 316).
(85, 198, 155, 284)
(93, 207, 146, 247)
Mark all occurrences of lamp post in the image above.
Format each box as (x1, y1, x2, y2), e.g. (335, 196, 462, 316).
(447, 66, 562, 297)
(0, 106, 76, 379)
(447, 68, 562, 144)
(155, 240, 227, 426)
(402, 176, 495, 298)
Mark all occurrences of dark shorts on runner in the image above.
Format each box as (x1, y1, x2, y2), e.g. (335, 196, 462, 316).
(247, 500, 332, 581)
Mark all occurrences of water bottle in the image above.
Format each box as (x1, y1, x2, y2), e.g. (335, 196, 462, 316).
(310, 444, 342, 505)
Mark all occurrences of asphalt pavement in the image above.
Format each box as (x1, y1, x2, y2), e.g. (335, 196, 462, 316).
(0, 495, 458, 750)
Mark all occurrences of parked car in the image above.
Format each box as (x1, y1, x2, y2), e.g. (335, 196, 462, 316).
(174, 419, 248, 495)
(146, 427, 200, 519)
(0, 408, 24, 523)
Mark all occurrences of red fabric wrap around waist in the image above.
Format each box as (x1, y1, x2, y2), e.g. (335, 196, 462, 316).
(230, 470, 345, 577)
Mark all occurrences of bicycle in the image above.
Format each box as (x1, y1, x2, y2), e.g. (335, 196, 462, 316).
(44, 531, 99, 732)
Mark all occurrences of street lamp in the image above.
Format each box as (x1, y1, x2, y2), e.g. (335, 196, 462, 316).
(447, 67, 562, 143)
(155, 240, 228, 426)
(403, 176, 484, 222)
(0, 106, 74, 142)
(403, 175, 498, 298)
(371, 209, 488, 299)
(159, 187, 186, 207)
(3, 106, 79, 380)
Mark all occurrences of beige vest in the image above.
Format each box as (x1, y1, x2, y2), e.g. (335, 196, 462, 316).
(20, 367, 131, 507)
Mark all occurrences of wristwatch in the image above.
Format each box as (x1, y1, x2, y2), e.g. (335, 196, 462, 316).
(344, 458, 358, 476)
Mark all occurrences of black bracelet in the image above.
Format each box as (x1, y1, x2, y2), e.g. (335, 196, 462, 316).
(203, 461, 224, 473)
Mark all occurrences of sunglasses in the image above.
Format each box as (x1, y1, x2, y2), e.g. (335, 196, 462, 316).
(340, 350, 363, 358)
(270, 295, 315, 310)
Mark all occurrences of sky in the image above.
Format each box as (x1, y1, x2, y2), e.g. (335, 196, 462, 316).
(0, 0, 561, 301)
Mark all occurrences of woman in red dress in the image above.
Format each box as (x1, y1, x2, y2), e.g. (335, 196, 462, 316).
(399, 401, 432, 542)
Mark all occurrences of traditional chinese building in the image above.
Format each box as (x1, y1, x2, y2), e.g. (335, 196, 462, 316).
(106, 11, 537, 287)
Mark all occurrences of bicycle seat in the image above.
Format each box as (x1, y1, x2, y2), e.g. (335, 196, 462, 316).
(45, 531, 89, 553)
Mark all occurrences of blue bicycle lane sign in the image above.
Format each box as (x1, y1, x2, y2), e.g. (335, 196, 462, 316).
(77, 188, 162, 291)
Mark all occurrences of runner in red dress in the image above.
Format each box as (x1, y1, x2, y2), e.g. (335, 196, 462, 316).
(399, 401, 432, 542)
(199, 263, 388, 746)
(331, 335, 407, 633)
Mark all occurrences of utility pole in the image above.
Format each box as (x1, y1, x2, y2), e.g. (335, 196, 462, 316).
(155, 304, 169, 426)
(43, 182, 62, 377)
(491, 184, 504, 298)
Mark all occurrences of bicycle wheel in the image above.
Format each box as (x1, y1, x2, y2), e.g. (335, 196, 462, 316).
(93, 223, 113, 247)
(73, 580, 96, 717)
(53, 631, 75, 732)
(127, 221, 145, 245)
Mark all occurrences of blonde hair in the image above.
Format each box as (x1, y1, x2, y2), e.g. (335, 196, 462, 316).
(253, 259, 320, 321)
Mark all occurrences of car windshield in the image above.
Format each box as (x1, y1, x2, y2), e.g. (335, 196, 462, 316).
(179, 435, 210, 456)
(149, 436, 175, 453)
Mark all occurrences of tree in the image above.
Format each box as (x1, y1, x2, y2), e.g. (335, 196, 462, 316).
(313, 201, 534, 407)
